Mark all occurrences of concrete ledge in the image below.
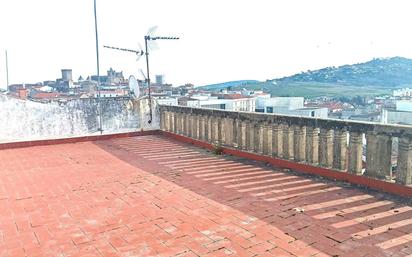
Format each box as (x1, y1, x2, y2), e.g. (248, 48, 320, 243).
(159, 105, 412, 137)
(0, 130, 161, 150)
(162, 131, 412, 198)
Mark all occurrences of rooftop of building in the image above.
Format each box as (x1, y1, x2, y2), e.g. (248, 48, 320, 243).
(219, 94, 252, 100)
(1, 133, 411, 256)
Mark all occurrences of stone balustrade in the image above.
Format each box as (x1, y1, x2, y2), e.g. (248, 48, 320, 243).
(159, 105, 412, 186)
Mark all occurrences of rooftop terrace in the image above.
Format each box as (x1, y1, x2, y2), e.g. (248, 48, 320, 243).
(1, 133, 412, 257)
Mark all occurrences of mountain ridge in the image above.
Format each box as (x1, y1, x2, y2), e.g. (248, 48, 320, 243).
(199, 57, 412, 93)
(272, 56, 412, 87)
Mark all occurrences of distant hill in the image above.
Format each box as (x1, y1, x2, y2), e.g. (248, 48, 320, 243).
(272, 57, 412, 87)
(198, 57, 412, 98)
(198, 80, 259, 90)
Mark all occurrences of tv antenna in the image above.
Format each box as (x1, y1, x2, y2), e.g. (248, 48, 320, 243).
(143, 26, 179, 123)
(5, 50, 9, 90)
(103, 45, 145, 62)
(104, 26, 179, 124)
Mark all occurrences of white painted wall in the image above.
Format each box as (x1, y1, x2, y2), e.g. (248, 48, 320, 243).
(272, 108, 328, 118)
(396, 100, 412, 112)
(382, 109, 412, 125)
(199, 98, 255, 112)
(156, 98, 177, 106)
(256, 97, 304, 112)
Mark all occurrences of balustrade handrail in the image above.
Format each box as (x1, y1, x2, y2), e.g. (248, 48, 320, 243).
(159, 105, 412, 137)
(159, 105, 412, 186)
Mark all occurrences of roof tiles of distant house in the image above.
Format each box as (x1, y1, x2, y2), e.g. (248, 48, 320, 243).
(220, 93, 251, 99)
(32, 92, 61, 99)
(305, 102, 345, 110)
(178, 96, 198, 101)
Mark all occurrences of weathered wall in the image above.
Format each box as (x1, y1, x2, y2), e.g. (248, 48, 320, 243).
(0, 95, 159, 142)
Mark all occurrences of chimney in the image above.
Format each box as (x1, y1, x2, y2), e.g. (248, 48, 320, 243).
(18, 88, 28, 100)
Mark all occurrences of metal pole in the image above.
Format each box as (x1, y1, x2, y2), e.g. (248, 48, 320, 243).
(5, 50, 9, 90)
(93, 0, 103, 133)
(145, 36, 152, 123)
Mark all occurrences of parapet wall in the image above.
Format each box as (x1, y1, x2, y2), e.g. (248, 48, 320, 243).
(160, 105, 412, 188)
(0, 95, 159, 142)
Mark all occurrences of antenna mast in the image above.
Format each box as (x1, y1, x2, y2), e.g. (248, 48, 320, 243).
(93, 0, 103, 134)
(5, 50, 9, 90)
(144, 34, 179, 123)
(104, 28, 179, 124)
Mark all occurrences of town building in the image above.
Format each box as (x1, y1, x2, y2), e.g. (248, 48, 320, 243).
(91, 68, 125, 86)
(155, 97, 178, 106)
(155, 74, 165, 85)
(255, 96, 328, 118)
(178, 93, 256, 112)
(382, 100, 412, 125)
(393, 88, 412, 97)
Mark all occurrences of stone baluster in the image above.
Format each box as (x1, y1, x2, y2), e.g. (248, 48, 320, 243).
(204, 115, 209, 141)
(211, 116, 219, 143)
(262, 123, 271, 155)
(306, 127, 319, 165)
(365, 133, 392, 180)
(183, 113, 188, 136)
(160, 110, 167, 131)
(220, 118, 227, 145)
(160, 111, 166, 131)
(333, 130, 348, 171)
(283, 124, 294, 160)
(272, 124, 283, 158)
(186, 114, 192, 137)
(239, 121, 247, 150)
(224, 118, 234, 146)
(180, 113, 185, 135)
(190, 114, 196, 138)
(295, 126, 306, 162)
(198, 115, 205, 140)
(173, 112, 178, 134)
(232, 118, 239, 148)
(217, 117, 223, 144)
(193, 115, 200, 139)
(179, 113, 183, 134)
(173, 112, 178, 133)
(176, 112, 181, 134)
(175, 112, 180, 134)
(397, 137, 412, 185)
(195, 114, 200, 138)
(206, 116, 212, 142)
(319, 128, 333, 168)
(169, 112, 175, 133)
(197, 115, 202, 139)
(169, 112, 174, 133)
(209, 116, 214, 142)
(348, 131, 363, 175)
(246, 122, 255, 151)
(163, 111, 168, 131)
(254, 123, 263, 153)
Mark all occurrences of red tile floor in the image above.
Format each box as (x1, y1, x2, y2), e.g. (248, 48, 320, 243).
(0, 135, 411, 257)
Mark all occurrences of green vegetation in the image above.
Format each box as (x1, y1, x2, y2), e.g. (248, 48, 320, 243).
(212, 143, 224, 155)
(232, 82, 391, 98)
(198, 57, 412, 98)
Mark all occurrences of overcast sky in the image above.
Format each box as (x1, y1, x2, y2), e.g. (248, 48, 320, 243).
(1, 0, 412, 89)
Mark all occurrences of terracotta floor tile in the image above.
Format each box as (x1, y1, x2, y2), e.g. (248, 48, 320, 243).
(0, 135, 411, 256)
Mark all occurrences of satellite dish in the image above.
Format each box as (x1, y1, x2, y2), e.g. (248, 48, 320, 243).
(128, 75, 140, 98)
